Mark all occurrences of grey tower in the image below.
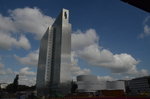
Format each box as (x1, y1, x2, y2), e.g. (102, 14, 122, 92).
(36, 9, 71, 96)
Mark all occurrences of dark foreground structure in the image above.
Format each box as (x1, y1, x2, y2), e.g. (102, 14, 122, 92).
(121, 0, 150, 13)
(36, 9, 71, 97)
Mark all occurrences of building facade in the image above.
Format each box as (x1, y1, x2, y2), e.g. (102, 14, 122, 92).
(36, 9, 71, 96)
(106, 81, 125, 92)
(127, 76, 150, 94)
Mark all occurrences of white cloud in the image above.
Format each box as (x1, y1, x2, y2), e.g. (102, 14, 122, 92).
(70, 51, 91, 76)
(72, 29, 149, 77)
(71, 65, 91, 76)
(79, 44, 114, 64)
(16, 35, 31, 50)
(139, 16, 150, 38)
(0, 7, 55, 50)
(0, 12, 30, 50)
(19, 67, 36, 76)
(9, 7, 54, 39)
(14, 49, 39, 66)
(0, 32, 31, 50)
(0, 14, 16, 33)
(72, 29, 98, 50)
(127, 68, 149, 77)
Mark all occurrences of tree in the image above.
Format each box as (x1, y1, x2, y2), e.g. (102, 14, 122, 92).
(6, 74, 19, 93)
(13, 74, 19, 92)
(71, 81, 78, 93)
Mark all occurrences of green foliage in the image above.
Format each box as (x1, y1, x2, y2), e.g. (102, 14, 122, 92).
(5, 84, 14, 93)
(5, 75, 19, 93)
(5, 74, 36, 93)
(71, 81, 78, 93)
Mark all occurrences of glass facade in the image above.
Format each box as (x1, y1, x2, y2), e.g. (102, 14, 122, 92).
(36, 9, 71, 96)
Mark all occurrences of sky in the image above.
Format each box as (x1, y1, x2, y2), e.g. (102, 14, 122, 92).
(0, 0, 150, 86)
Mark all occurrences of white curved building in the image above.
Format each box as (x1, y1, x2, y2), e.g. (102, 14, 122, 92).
(77, 75, 106, 92)
(76, 75, 125, 92)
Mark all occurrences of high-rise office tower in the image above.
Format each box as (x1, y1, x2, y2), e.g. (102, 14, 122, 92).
(36, 9, 71, 96)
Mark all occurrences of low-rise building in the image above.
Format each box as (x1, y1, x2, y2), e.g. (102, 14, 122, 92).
(128, 76, 150, 94)
(77, 75, 105, 92)
(76, 75, 125, 93)
(107, 81, 125, 92)
(0, 83, 8, 89)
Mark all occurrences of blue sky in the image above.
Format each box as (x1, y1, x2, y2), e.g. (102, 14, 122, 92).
(0, 0, 150, 85)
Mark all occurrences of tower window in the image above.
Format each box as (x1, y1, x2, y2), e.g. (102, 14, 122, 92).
(53, 28, 56, 33)
(64, 12, 67, 19)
